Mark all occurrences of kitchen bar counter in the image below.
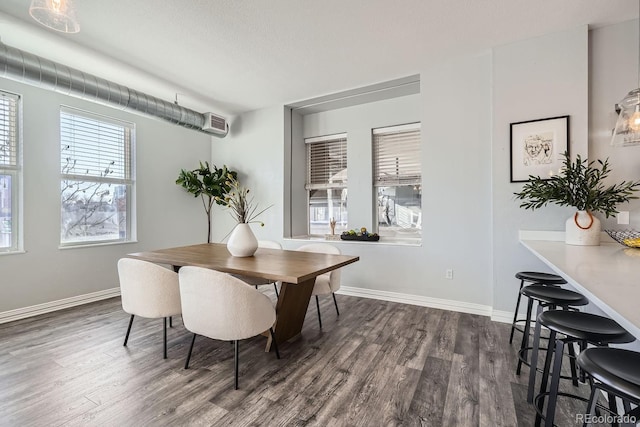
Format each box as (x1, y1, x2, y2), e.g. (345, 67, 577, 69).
(520, 238, 640, 340)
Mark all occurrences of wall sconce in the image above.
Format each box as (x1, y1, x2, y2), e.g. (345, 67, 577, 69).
(612, 92, 640, 146)
(611, 1, 640, 146)
(29, 0, 80, 34)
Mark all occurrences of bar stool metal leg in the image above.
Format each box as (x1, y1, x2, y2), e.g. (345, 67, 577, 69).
(527, 304, 545, 403)
(567, 341, 579, 387)
(509, 278, 526, 344)
(517, 296, 535, 375)
(584, 385, 600, 427)
(541, 338, 565, 427)
(607, 393, 620, 427)
(537, 330, 558, 414)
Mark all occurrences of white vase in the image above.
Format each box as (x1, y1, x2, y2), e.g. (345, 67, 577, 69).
(227, 223, 258, 257)
(565, 210, 601, 246)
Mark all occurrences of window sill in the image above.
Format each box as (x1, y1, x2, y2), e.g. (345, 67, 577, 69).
(0, 250, 26, 256)
(59, 240, 139, 250)
(284, 236, 421, 247)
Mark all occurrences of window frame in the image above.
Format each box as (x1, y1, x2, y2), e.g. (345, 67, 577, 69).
(372, 122, 422, 239)
(0, 90, 22, 254)
(59, 106, 136, 247)
(305, 133, 348, 236)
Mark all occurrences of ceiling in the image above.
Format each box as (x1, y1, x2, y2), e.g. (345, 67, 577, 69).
(0, 0, 637, 118)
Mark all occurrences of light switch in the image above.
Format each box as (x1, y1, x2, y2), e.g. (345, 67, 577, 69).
(617, 211, 630, 225)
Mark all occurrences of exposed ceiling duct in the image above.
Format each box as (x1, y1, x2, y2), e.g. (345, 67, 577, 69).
(0, 40, 228, 137)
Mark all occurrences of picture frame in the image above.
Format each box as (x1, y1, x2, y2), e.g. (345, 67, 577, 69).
(510, 115, 569, 183)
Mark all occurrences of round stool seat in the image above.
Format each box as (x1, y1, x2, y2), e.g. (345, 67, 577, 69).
(538, 311, 635, 345)
(509, 271, 567, 346)
(577, 348, 640, 402)
(531, 311, 634, 426)
(516, 271, 567, 285)
(521, 284, 589, 307)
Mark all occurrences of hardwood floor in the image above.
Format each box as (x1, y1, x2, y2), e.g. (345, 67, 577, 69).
(0, 292, 603, 426)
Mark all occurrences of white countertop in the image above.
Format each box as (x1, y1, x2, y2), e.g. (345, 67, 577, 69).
(520, 238, 640, 340)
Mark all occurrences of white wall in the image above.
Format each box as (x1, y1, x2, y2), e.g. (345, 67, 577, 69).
(220, 26, 594, 315)
(0, 78, 211, 313)
(300, 94, 421, 233)
(419, 52, 493, 307)
(492, 26, 589, 312)
(208, 106, 287, 244)
(5, 20, 638, 320)
(221, 53, 494, 309)
(589, 19, 640, 230)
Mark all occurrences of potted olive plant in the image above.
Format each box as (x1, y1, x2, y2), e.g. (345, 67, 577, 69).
(514, 152, 640, 245)
(176, 162, 237, 243)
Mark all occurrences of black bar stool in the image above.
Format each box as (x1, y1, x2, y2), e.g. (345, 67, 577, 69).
(516, 284, 588, 377)
(577, 348, 640, 427)
(510, 272, 567, 344)
(529, 310, 635, 427)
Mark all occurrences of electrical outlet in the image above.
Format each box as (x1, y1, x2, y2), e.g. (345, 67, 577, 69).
(445, 269, 453, 280)
(617, 211, 630, 225)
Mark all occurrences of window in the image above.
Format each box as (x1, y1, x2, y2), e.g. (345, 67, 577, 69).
(60, 107, 135, 245)
(0, 91, 20, 253)
(373, 123, 421, 238)
(305, 133, 348, 236)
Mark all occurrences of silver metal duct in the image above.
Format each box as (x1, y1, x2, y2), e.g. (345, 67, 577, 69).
(0, 41, 228, 137)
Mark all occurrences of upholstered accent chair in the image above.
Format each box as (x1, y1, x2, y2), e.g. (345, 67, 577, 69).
(178, 266, 280, 389)
(117, 258, 182, 359)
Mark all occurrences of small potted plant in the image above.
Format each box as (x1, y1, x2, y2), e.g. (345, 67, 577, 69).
(514, 152, 640, 245)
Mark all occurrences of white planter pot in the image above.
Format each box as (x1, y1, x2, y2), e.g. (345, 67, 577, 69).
(227, 223, 258, 257)
(565, 210, 601, 246)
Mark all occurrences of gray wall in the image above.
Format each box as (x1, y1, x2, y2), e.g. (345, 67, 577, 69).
(0, 78, 211, 312)
(491, 26, 589, 313)
(218, 55, 494, 309)
(590, 19, 640, 230)
(300, 94, 421, 233)
(209, 106, 287, 244)
(4, 20, 640, 320)
(216, 24, 622, 316)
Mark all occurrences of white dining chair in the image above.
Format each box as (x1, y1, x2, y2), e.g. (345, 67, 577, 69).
(117, 258, 182, 359)
(296, 243, 342, 329)
(178, 266, 280, 390)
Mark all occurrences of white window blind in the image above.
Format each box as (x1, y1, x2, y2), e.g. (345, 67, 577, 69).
(0, 90, 20, 252)
(373, 123, 421, 186)
(305, 134, 347, 190)
(60, 107, 133, 184)
(60, 107, 135, 245)
(0, 92, 19, 169)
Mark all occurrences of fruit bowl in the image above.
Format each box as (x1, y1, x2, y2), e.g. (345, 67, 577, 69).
(605, 229, 640, 248)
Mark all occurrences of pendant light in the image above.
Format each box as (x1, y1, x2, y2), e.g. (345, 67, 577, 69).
(611, 1, 640, 146)
(29, 0, 80, 34)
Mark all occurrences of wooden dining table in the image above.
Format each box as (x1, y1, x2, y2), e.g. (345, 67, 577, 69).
(126, 243, 359, 350)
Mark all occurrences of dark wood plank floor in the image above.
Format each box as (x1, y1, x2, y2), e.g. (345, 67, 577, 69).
(0, 291, 603, 426)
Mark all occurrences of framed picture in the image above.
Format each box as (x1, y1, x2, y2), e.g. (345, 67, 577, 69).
(510, 115, 569, 183)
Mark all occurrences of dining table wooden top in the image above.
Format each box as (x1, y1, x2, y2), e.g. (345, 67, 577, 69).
(126, 242, 360, 284)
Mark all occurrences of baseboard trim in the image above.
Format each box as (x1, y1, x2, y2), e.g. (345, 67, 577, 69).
(490, 309, 515, 324)
(0, 288, 121, 324)
(337, 286, 497, 318)
(2, 285, 516, 326)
